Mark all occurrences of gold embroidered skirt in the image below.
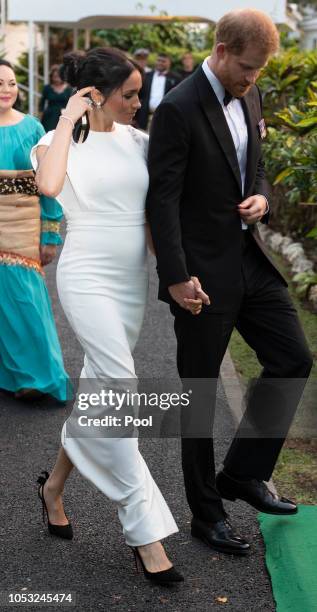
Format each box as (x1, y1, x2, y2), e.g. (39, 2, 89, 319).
(0, 169, 42, 274)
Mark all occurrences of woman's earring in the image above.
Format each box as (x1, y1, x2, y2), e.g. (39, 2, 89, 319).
(90, 99, 102, 109)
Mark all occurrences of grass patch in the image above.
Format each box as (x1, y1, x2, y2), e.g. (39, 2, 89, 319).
(228, 250, 317, 504)
(274, 442, 317, 505)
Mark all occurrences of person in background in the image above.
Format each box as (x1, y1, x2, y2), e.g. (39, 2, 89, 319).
(178, 52, 196, 80)
(135, 53, 180, 131)
(0, 59, 71, 402)
(133, 48, 151, 73)
(40, 65, 72, 132)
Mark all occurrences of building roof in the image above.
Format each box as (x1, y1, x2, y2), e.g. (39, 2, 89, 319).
(7, 0, 288, 26)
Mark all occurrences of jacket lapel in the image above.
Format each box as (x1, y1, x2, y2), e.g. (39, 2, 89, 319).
(146, 72, 154, 96)
(241, 93, 260, 196)
(165, 73, 178, 93)
(194, 68, 242, 194)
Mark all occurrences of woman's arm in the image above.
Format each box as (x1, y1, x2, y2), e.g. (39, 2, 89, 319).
(39, 193, 63, 263)
(32, 121, 63, 266)
(145, 222, 156, 256)
(35, 87, 93, 197)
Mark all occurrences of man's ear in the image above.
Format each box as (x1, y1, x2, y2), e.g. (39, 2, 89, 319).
(216, 43, 226, 60)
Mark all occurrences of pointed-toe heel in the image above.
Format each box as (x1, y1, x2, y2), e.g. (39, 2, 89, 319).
(37, 470, 73, 540)
(131, 547, 184, 585)
(47, 521, 73, 539)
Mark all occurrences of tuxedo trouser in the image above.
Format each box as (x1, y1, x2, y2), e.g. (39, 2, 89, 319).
(171, 233, 313, 522)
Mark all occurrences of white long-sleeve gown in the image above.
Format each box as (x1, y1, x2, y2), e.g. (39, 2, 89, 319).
(31, 123, 178, 546)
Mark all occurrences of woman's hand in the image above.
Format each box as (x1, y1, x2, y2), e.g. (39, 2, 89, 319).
(183, 276, 210, 315)
(183, 297, 203, 315)
(40, 244, 57, 266)
(62, 87, 94, 124)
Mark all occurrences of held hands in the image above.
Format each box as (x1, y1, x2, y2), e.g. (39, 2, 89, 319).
(168, 276, 210, 316)
(238, 195, 267, 225)
(61, 87, 94, 124)
(40, 245, 57, 266)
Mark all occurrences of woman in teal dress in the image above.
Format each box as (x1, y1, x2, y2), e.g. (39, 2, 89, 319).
(40, 65, 72, 132)
(0, 59, 71, 401)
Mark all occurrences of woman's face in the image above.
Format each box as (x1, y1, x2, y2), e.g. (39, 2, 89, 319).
(0, 65, 18, 112)
(94, 69, 142, 124)
(51, 70, 63, 86)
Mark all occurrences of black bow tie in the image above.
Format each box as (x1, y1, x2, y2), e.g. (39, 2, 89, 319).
(223, 90, 233, 106)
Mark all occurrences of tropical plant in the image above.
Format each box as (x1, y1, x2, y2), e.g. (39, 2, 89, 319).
(93, 22, 213, 57)
(260, 50, 317, 241)
(259, 50, 317, 125)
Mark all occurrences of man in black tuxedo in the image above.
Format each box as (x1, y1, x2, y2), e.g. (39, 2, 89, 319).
(135, 53, 180, 130)
(146, 9, 313, 555)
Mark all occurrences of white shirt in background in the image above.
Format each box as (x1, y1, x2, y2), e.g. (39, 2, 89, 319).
(149, 71, 167, 113)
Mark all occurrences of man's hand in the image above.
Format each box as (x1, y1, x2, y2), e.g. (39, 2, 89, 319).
(238, 195, 267, 225)
(40, 244, 57, 266)
(168, 276, 210, 315)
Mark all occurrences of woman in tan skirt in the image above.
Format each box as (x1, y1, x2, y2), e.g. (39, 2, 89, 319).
(0, 59, 70, 401)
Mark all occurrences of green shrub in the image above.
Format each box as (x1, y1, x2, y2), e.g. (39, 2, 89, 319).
(259, 50, 317, 241)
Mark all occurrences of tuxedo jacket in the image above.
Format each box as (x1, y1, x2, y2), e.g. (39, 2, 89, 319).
(146, 65, 286, 312)
(136, 70, 181, 130)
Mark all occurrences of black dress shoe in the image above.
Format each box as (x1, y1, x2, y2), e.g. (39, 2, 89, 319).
(191, 517, 250, 556)
(216, 470, 298, 515)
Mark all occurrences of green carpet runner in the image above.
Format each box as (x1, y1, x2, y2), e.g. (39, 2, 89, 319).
(259, 505, 317, 612)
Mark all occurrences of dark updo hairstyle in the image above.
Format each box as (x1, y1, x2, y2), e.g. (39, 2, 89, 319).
(59, 47, 143, 101)
(0, 59, 22, 110)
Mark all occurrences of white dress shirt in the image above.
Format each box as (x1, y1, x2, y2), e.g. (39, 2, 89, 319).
(202, 58, 267, 229)
(149, 71, 167, 113)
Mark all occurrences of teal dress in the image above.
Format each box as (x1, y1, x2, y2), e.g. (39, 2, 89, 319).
(0, 114, 71, 401)
(40, 85, 73, 132)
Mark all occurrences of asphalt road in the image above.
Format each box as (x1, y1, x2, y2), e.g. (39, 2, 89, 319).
(0, 244, 275, 612)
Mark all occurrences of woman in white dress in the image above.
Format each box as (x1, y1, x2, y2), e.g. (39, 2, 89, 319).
(31, 48, 200, 584)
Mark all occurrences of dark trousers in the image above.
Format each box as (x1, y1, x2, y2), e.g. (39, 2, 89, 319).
(172, 233, 313, 522)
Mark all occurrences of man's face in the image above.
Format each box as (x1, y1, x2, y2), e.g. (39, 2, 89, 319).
(135, 54, 148, 69)
(156, 56, 170, 73)
(217, 43, 269, 98)
(182, 54, 194, 71)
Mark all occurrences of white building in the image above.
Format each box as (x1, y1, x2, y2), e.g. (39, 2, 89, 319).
(1, 22, 43, 64)
(286, 3, 317, 49)
(301, 9, 317, 50)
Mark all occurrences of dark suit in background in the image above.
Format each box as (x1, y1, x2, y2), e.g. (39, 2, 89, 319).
(135, 70, 180, 131)
(146, 66, 313, 522)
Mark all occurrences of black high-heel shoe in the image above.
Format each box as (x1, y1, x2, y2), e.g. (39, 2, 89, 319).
(131, 546, 184, 585)
(37, 471, 73, 540)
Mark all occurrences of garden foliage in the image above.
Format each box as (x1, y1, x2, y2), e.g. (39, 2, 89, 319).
(258, 49, 317, 240)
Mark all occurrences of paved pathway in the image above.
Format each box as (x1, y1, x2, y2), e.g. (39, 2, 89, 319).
(0, 249, 275, 611)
